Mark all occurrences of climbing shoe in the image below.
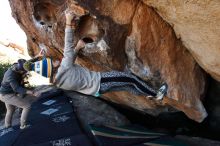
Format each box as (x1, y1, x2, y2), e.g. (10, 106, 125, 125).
(156, 83, 168, 100)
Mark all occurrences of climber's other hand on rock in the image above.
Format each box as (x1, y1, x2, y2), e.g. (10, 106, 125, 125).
(75, 40, 85, 51)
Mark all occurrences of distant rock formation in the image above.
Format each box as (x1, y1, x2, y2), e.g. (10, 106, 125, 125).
(0, 40, 24, 55)
(0, 40, 28, 63)
(9, 0, 210, 122)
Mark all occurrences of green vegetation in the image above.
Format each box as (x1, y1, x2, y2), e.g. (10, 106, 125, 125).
(0, 63, 11, 82)
(0, 63, 11, 118)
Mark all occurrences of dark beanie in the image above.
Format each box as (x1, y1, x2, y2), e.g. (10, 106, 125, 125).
(17, 59, 26, 71)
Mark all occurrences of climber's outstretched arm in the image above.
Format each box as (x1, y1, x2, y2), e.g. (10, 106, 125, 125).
(61, 10, 76, 67)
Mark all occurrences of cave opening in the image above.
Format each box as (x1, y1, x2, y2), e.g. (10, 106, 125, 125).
(33, 2, 58, 28)
(77, 14, 105, 43)
(82, 37, 94, 44)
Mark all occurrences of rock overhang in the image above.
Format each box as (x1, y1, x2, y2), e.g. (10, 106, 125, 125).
(9, 0, 210, 122)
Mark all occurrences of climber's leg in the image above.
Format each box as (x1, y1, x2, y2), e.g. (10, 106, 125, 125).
(99, 71, 157, 95)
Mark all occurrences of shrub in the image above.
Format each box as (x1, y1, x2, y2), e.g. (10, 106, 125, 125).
(0, 63, 11, 82)
(0, 63, 11, 118)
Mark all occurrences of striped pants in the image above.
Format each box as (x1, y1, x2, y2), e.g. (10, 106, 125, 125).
(99, 71, 157, 96)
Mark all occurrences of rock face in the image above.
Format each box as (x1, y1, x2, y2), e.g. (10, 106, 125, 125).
(9, 0, 208, 122)
(144, 0, 220, 81)
(65, 91, 130, 126)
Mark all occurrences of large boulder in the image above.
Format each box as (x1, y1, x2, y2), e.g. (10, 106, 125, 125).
(65, 91, 130, 126)
(9, 0, 207, 122)
(144, 0, 220, 81)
